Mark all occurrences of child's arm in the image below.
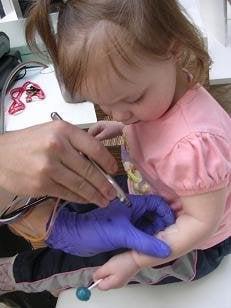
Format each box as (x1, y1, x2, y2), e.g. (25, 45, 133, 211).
(131, 188, 227, 268)
(94, 188, 227, 290)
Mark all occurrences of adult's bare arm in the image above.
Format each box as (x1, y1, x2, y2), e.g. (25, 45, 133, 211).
(0, 121, 118, 207)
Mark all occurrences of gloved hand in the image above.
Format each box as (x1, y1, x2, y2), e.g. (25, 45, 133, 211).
(46, 195, 175, 258)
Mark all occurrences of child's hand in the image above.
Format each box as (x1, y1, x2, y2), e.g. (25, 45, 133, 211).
(93, 252, 139, 290)
(88, 121, 124, 140)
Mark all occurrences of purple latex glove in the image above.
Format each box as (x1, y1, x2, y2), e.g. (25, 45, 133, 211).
(46, 195, 175, 258)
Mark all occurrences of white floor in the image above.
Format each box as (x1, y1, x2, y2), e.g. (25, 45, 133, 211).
(56, 255, 231, 308)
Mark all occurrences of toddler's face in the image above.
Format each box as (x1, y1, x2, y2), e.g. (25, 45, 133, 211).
(81, 55, 184, 124)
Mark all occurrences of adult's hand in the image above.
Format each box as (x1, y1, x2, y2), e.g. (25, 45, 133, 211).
(0, 121, 117, 206)
(46, 194, 175, 258)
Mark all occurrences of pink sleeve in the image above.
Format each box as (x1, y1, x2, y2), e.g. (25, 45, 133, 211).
(155, 133, 231, 196)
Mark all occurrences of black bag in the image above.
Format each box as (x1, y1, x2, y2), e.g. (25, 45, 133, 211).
(0, 32, 10, 58)
(0, 32, 22, 92)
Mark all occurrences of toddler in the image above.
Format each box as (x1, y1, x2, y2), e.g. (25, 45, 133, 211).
(23, 0, 231, 292)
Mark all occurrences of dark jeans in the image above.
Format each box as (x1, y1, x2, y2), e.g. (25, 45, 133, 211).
(154, 236, 231, 284)
(0, 291, 56, 308)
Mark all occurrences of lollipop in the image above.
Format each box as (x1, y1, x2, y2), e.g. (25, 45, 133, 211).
(76, 279, 103, 301)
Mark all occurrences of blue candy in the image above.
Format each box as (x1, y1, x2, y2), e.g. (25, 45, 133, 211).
(76, 287, 91, 301)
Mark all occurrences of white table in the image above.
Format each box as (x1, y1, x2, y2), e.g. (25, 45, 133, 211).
(56, 255, 231, 308)
(4, 66, 97, 131)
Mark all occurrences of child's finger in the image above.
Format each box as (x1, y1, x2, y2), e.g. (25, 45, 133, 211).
(88, 124, 103, 136)
(93, 266, 110, 281)
(93, 268, 113, 290)
(94, 268, 127, 290)
(97, 275, 120, 291)
(95, 130, 109, 141)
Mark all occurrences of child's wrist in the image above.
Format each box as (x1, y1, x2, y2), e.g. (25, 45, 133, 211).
(130, 250, 160, 269)
(130, 250, 143, 270)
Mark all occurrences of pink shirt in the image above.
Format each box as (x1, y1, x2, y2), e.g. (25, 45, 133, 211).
(123, 86, 231, 249)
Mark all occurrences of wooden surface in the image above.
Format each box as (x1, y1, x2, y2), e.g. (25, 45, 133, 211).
(95, 106, 125, 175)
(209, 84, 231, 114)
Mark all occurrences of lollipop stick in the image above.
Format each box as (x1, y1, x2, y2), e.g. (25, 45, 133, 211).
(88, 279, 103, 290)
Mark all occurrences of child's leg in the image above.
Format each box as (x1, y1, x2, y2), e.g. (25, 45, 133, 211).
(0, 247, 123, 296)
(193, 236, 231, 281)
(3, 238, 230, 295)
(148, 236, 231, 285)
(0, 290, 57, 308)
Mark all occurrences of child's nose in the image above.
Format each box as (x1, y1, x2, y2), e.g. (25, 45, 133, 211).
(112, 110, 132, 122)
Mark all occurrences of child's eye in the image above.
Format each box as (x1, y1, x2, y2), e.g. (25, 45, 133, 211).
(133, 93, 145, 104)
(124, 89, 146, 105)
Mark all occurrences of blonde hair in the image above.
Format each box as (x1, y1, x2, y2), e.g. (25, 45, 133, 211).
(26, 0, 211, 100)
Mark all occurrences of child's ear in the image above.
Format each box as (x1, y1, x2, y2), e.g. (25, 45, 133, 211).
(168, 41, 183, 63)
